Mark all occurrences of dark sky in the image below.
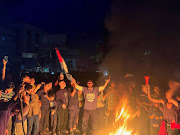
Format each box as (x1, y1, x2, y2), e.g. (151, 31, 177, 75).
(1, 0, 180, 52)
(0, 0, 111, 51)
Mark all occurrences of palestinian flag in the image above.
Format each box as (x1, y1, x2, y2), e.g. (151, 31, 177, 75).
(55, 48, 72, 81)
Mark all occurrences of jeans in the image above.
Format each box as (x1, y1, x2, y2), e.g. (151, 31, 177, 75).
(27, 114, 39, 135)
(78, 107, 84, 130)
(83, 109, 97, 133)
(69, 106, 80, 129)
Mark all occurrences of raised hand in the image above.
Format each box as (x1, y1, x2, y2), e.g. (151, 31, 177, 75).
(3, 59, 8, 65)
(41, 82, 45, 85)
(36, 84, 42, 90)
(106, 76, 111, 83)
(71, 77, 76, 84)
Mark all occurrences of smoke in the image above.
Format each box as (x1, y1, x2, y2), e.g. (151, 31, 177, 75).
(99, 0, 180, 82)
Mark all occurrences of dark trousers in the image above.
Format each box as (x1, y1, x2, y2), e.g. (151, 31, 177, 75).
(83, 109, 97, 133)
(96, 107, 106, 131)
(27, 114, 39, 135)
(57, 107, 68, 132)
(50, 111, 57, 133)
(69, 107, 80, 129)
(40, 109, 49, 132)
(78, 107, 84, 130)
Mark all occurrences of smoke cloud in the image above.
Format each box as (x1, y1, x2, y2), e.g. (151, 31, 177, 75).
(100, 0, 180, 82)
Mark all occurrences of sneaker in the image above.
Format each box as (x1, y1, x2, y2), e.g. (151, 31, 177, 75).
(70, 130, 74, 135)
(73, 128, 80, 132)
(61, 130, 69, 134)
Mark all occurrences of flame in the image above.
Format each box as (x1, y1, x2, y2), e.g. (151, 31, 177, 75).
(110, 96, 137, 135)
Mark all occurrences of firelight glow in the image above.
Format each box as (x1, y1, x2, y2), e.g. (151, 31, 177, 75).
(109, 97, 137, 135)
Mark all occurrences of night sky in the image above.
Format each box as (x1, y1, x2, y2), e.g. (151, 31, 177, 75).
(0, 0, 111, 51)
(1, 1, 180, 52)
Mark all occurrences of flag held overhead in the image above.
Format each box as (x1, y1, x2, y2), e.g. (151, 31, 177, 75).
(55, 48, 72, 81)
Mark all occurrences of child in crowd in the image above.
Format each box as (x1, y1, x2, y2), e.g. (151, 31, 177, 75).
(47, 90, 57, 135)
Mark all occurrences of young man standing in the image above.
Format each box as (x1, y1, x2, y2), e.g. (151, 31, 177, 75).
(72, 78, 110, 135)
(56, 80, 69, 135)
(27, 84, 41, 135)
(68, 85, 81, 135)
(37, 82, 52, 134)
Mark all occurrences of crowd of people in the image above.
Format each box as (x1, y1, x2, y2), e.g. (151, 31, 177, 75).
(1, 58, 180, 135)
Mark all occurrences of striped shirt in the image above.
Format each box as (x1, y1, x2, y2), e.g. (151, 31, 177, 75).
(0, 91, 15, 102)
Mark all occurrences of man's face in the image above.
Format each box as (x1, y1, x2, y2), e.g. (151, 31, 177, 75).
(11, 105, 20, 116)
(44, 83, 52, 91)
(154, 87, 159, 94)
(59, 81, 66, 89)
(31, 78, 35, 84)
(27, 88, 33, 94)
(169, 81, 180, 91)
(13, 109, 20, 116)
(23, 76, 31, 83)
(87, 81, 94, 88)
(59, 73, 64, 80)
(48, 83, 52, 90)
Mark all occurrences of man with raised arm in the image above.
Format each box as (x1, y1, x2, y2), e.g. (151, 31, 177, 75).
(72, 77, 110, 135)
(2, 58, 7, 81)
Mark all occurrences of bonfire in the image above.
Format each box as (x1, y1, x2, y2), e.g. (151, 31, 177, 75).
(109, 97, 137, 135)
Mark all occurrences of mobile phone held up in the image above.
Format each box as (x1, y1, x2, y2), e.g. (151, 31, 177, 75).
(4, 56, 8, 62)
